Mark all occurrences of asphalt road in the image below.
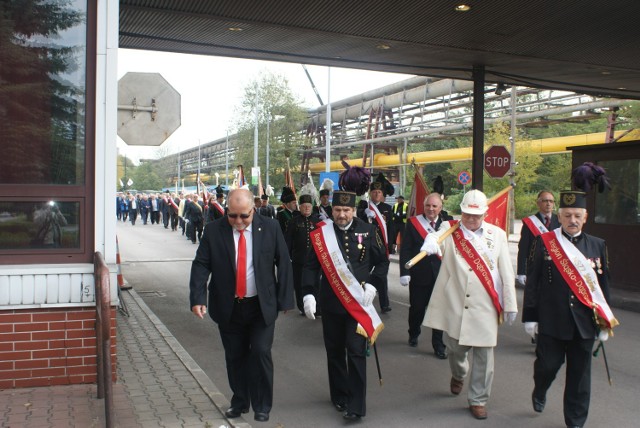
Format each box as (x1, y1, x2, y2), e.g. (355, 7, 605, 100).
(116, 220, 640, 428)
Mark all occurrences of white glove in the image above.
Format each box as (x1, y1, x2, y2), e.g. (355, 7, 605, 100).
(303, 295, 316, 320)
(364, 208, 376, 218)
(420, 235, 441, 257)
(524, 322, 538, 339)
(400, 275, 411, 286)
(597, 330, 609, 342)
(504, 312, 518, 326)
(516, 275, 527, 286)
(184, 218, 190, 224)
(363, 283, 376, 307)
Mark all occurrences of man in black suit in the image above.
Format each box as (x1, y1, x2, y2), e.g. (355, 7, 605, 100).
(523, 190, 617, 428)
(517, 190, 560, 286)
(189, 189, 294, 423)
(399, 193, 453, 358)
(302, 191, 389, 422)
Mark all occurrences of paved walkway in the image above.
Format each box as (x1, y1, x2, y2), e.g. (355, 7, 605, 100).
(0, 289, 251, 428)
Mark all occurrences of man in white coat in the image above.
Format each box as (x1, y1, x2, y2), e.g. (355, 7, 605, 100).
(421, 189, 517, 420)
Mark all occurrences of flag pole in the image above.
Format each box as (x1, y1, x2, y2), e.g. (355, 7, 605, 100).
(405, 183, 515, 269)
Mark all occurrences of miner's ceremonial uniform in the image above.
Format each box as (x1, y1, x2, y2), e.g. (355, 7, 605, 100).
(285, 200, 321, 313)
(302, 192, 389, 419)
(523, 190, 617, 428)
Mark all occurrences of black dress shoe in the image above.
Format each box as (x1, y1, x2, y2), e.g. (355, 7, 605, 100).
(343, 411, 362, 421)
(224, 407, 248, 418)
(532, 392, 546, 413)
(435, 349, 448, 359)
(408, 337, 418, 347)
(333, 401, 347, 412)
(254, 412, 269, 422)
(381, 307, 392, 313)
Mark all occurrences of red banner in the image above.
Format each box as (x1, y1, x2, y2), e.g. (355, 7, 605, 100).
(484, 189, 509, 232)
(407, 171, 430, 217)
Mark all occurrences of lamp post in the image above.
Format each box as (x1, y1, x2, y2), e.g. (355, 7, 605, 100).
(266, 112, 271, 187)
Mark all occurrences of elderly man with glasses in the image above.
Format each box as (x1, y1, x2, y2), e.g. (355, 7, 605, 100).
(189, 188, 294, 423)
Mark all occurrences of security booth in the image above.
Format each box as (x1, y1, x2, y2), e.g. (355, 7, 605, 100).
(570, 140, 640, 299)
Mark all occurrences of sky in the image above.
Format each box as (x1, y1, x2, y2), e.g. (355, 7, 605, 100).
(117, 49, 412, 164)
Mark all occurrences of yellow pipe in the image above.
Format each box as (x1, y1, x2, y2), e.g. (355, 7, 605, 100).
(308, 130, 640, 172)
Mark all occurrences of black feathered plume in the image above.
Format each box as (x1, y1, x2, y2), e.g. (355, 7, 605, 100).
(339, 160, 371, 196)
(433, 175, 444, 195)
(374, 172, 395, 197)
(571, 162, 611, 193)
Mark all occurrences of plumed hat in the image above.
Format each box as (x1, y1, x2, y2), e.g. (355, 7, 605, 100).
(369, 172, 394, 196)
(433, 175, 444, 195)
(319, 178, 334, 197)
(215, 185, 224, 198)
(280, 186, 296, 203)
(338, 160, 371, 196)
(571, 162, 611, 193)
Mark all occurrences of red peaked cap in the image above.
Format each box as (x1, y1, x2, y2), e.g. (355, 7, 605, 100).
(338, 160, 371, 196)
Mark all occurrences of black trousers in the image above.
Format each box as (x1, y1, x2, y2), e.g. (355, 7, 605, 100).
(129, 210, 137, 225)
(534, 332, 594, 427)
(408, 278, 444, 351)
(218, 297, 275, 414)
(162, 212, 170, 228)
(322, 311, 367, 416)
(170, 212, 179, 230)
(377, 276, 390, 311)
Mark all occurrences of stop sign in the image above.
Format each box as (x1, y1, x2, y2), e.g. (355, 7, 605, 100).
(484, 145, 512, 178)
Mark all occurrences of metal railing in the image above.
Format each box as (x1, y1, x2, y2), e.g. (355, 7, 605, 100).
(94, 251, 113, 428)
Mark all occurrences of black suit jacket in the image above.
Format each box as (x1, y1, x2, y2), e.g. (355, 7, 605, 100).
(399, 214, 454, 280)
(189, 215, 294, 327)
(517, 212, 560, 275)
(523, 231, 610, 340)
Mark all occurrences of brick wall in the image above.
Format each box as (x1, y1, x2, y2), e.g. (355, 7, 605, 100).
(0, 307, 116, 389)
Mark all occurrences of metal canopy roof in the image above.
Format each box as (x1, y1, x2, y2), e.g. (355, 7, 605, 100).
(120, 0, 640, 100)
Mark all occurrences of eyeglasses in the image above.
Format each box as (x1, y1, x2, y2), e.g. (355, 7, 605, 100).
(539, 199, 555, 203)
(228, 212, 252, 219)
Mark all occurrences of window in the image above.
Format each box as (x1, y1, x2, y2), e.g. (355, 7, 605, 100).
(593, 159, 640, 225)
(0, 0, 95, 263)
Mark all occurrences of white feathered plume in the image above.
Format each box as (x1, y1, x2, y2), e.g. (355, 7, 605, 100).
(320, 178, 334, 192)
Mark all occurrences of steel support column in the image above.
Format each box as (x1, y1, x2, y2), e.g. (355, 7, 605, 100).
(472, 65, 485, 190)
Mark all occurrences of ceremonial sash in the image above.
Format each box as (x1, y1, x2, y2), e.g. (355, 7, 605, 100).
(409, 216, 455, 240)
(212, 201, 224, 215)
(522, 215, 548, 238)
(318, 205, 329, 219)
(168, 198, 179, 212)
(369, 202, 388, 252)
(310, 220, 384, 343)
(452, 228, 503, 319)
(541, 229, 619, 330)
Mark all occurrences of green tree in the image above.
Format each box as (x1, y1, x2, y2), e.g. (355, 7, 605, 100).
(232, 71, 308, 194)
(129, 162, 163, 191)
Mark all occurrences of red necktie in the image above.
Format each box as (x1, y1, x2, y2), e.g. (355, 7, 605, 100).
(236, 230, 246, 298)
(430, 221, 436, 229)
(544, 216, 551, 228)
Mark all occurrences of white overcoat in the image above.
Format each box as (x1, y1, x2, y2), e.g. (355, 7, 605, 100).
(423, 222, 516, 347)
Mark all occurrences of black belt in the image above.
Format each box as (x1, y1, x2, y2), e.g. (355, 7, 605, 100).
(234, 295, 258, 303)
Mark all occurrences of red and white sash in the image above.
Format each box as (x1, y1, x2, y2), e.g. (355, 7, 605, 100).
(310, 220, 384, 343)
(369, 202, 388, 252)
(522, 214, 548, 238)
(541, 229, 619, 330)
(212, 201, 225, 215)
(410, 216, 455, 240)
(452, 226, 503, 319)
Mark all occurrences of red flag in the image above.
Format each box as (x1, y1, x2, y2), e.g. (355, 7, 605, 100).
(406, 171, 430, 217)
(484, 187, 511, 232)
